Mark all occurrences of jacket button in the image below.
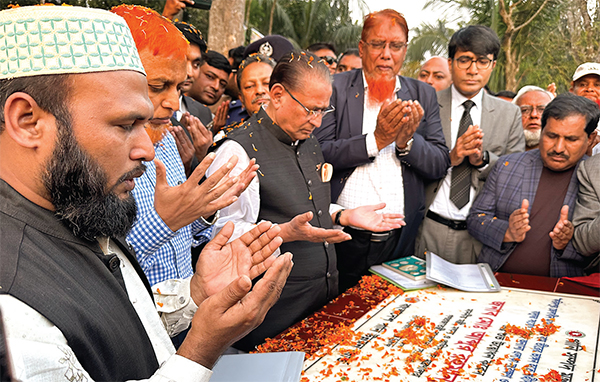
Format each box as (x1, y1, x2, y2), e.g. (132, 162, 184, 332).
(307, 180, 312, 187)
(324, 241, 329, 249)
(317, 210, 323, 216)
(326, 272, 331, 278)
(108, 256, 120, 271)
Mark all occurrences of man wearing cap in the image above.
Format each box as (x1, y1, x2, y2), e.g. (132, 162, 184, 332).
(467, 94, 599, 278)
(0, 5, 292, 381)
(512, 86, 554, 151)
(571, 63, 600, 156)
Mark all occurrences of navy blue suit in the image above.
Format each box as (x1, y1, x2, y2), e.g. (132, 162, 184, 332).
(315, 69, 450, 261)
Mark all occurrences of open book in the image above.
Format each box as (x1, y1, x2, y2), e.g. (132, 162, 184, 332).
(426, 251, 501, 292)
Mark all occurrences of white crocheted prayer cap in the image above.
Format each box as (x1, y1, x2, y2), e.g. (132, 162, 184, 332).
(0, 5, 145, 79)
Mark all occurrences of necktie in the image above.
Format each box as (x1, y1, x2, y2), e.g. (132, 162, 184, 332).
(450, 100, 475, 209)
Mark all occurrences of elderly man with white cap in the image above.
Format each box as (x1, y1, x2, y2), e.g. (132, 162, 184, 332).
(0, 5, 292, 381)
(570, 62, 600, 155)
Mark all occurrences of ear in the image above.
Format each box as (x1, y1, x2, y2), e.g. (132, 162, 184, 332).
(491, 60, 497, 70)
(358, 40, 365, 59)
(588, 129, 598, 147)
(269, 84, 285, 109)
(569, 81, 575, 93)
(3, 92, 55, 149)
(447, 57, 453, 69)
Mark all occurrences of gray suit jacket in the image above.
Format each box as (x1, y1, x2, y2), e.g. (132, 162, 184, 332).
(573, 154, 600, 262)
(425, 87, 525, 207)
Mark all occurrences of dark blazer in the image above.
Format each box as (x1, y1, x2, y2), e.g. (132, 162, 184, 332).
(315, 69, 450, 257)
(467, 150, 587, 277)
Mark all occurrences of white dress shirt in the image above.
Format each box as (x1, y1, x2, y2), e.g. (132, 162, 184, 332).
(206, 133, 342, 242)
(0, 237, 211, 382)
(337, 73, 404, 218)
(429, 85, 485, 220)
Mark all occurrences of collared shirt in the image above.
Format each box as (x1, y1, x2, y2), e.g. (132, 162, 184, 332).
(429, 85, 485, 220)
(0, 237, 210, 382)
(337, 73, 405, 217)
(174, 96, 189, 122)
(127, 133, 212, 286)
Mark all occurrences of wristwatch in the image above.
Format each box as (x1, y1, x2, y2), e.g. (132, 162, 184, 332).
(200, 210, 220, 226)
(474, 150, 490, 168)
(334, 209, 346, 226)
(395, 137, 414, 157)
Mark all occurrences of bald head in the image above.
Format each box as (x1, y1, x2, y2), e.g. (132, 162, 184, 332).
(418, 56, 451, 92)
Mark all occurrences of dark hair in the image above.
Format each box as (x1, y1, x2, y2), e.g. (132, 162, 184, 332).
(174, 22, 207, 53)
(541, 93, 600, 136)
(199, 50, 232, 75)
(269, 51, 330, 92)
(306, 42, 336, 55)
(495, 90, 516, 99)
(339, 48, 360, 62)
(362, 9, 408, 42)
(229, 45, 247, 71)
(448, 25, 500, 60)
(0, 75, 70, 134)
(237, 54, 276, 90)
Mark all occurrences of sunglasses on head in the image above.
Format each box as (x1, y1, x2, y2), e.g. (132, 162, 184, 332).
(319, 56, 336, 65)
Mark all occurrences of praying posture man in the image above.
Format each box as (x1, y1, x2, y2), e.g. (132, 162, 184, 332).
(315, 9, 450, 292)
(468, 94, 599, 277)
(0, 5, 291, 381)
(208, 52, 405, 351)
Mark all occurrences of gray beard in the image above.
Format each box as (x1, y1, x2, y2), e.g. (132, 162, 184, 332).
(523, 128, 541, 148)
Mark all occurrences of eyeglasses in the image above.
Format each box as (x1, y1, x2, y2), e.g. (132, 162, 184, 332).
(282, 85, 335, 119)
(454, 56, 494, 70)
(319, 56, 336, 65)
(520, 105, 546, 117)
(362, 40, 407, 52)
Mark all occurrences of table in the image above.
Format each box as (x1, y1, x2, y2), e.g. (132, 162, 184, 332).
(257, 274, 600, 382)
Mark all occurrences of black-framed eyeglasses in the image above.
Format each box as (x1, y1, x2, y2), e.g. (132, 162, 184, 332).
(282, 85, 335, 119)
(454, 56, 494, 70)
(520, 105, 546, 117)
(362, 40, 407, 52)
(319, 56, 336, 65)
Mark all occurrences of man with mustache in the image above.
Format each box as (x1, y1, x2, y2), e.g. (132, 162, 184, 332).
(315, 9, 450, 292)
(234, 54, 275, 122)
(112, 6, 255, 291)
(512, 86, 554, 151)
(0, 5, 292, 381)
(467, 94, 599, 277)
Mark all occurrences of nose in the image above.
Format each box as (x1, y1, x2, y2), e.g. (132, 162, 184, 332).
(426, 74, 434, 85)
(131, 125, 155, 162)
(309, 113, 323, 128)
(466, 60, 478, 74)
(554, 137, 566, 154)
(186, 61, 194, 81)
(530, 107, 541, 118)
(162, 88, 180, 112)
(380, 43, 392, 59)
(256, 82, 267, 95)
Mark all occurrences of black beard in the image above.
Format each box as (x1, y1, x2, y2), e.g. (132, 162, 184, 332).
(43, 115, 142, 241)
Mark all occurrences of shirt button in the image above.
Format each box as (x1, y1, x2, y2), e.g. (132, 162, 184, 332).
(108, 257, 120, 271)
(179, 296, 186, 304)
(307, 180, 312, 187)
(177, 180, 183, 185)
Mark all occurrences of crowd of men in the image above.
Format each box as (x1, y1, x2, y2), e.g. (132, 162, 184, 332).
(0, 3, 599, 381)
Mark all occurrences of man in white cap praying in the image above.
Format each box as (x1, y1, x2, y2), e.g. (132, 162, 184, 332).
(0, 5, 292, 381)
